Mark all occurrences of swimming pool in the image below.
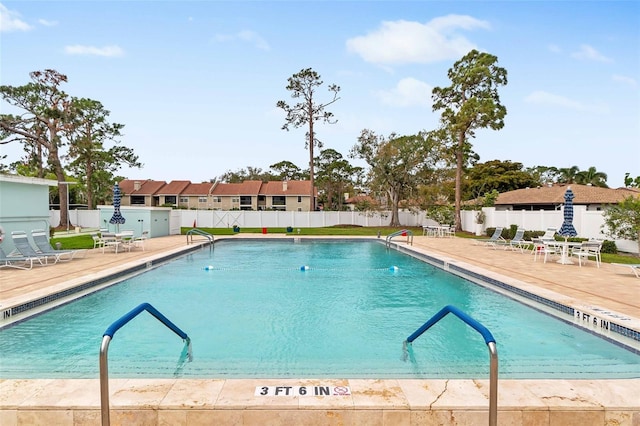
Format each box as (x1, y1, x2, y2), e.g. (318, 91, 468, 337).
(1, 239, 638, 379)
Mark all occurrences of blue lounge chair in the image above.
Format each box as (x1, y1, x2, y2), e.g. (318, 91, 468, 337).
(10, 231, 57, 265)
(0, 245, 43, 269)
(475, 227, 505, 248)
(31, 229, 87, 261)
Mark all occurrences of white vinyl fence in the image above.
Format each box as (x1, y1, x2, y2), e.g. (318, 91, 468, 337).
(51, 207, 637, 254)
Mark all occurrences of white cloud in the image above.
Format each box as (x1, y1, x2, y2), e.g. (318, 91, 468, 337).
(346, 14, 490, 65)
(612, 74, 637, 88)
(64, 45, 124, 57)
(524, 90, 608, 113)
(38, 18, 58, 27)
(548, 44, 561, 54)
(214, 29, 270, 51)
(570, 44, 612, 62)
(0, 3, 32, 32)
(374, 77, 432, 107)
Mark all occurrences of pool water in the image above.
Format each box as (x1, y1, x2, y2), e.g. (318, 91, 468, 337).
(0, 240, 638, 379)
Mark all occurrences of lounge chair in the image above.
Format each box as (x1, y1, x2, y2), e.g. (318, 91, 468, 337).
(31, 229, 87, 261)
(475, 227, 505, 248)
(10, 231, 59, 264)
(496, 227, 526, 252)
(539, 227, 557, 242)
(611, 263, 640, 278)
(0, 245, 40, 270)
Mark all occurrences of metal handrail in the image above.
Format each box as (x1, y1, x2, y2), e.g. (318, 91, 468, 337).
(385, 229, 413, 247)
(100, 303, 191, 426)
(404, 305, 498, 426)
(186, 228, 214, 244)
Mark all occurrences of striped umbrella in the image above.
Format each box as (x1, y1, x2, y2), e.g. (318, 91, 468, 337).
(558, 187, 577, 238)
(109, 183, 126, 231)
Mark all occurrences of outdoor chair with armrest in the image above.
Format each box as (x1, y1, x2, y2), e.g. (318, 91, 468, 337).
(132, 230, 149, 251)
(571, 240, 602, 268)
(101, 232, 122, 253)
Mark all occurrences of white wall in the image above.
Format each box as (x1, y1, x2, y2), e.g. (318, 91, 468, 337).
(52, 208, 638, 254)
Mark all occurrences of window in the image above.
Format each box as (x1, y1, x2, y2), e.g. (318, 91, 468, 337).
(198, 197, 207, 203)
(213, 197, 221, 203)
(272, 196, 285, 206)
(179, 197, 188, 203)
(240, 196, 252, 205)
(298, 196, 302, 203)
(165, 196, 177, 205)
(131, 195, 145, 205)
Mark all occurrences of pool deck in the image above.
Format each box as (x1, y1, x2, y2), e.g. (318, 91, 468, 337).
(1, 234, 639, 425)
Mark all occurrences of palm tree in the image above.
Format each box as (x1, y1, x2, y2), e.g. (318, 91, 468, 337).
(576, 166, 608, 188)
(557, 166, 580, 184)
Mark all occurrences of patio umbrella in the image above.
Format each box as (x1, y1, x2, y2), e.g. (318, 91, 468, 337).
(558, 187, 577, 239)
(109, 183, 126, 232)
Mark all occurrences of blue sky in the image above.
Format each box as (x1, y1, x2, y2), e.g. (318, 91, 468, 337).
(1, 1, 638, 187)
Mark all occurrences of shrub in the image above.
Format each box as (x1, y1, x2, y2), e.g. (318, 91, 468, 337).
(601, 240, 617, 254)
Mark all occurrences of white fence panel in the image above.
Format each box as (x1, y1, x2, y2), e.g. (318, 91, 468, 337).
(52, 208, 637, 254)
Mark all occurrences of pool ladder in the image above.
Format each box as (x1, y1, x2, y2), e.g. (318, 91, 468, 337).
(404, 305, 498, 426)
(186, 228, 214, 245)
(100, 303, 191, 426)
(385, 229, 413, 247)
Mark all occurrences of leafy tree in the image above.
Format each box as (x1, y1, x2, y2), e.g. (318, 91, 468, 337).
(624, 173, 640, 188)
(350, 129, 443, 226)
(218, 167, 276, 183)
(65, 98, 141, 209)
(557, 165, 580, 184)
(0, 69, 74, 228)
(269, 160, 306, 181)
(464, 159, 540, 198)
(575, 166, 608, 188)
(602, 196, 640, 257)
(527, 165, 560, 185)
(431, 50, 508, 231)
(314, 148, 362, 211)
(277, 68, 340, 211)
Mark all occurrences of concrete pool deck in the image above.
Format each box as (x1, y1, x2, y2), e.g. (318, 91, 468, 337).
(1, 234, 639, 425)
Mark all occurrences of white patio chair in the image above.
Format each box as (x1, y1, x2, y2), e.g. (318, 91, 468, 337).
(571, 241, 602, 268)
(132, 230, 149, 251)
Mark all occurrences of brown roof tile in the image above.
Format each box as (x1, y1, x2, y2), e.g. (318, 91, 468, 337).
(119, 179, 167, 195)
(157, 180, 191, 195)
(181, 182, 215, 195)
(496, 184, 639, 206)
(260, 180, 315, 195)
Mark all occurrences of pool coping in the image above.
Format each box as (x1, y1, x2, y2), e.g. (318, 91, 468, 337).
(1, 236, 639, 425)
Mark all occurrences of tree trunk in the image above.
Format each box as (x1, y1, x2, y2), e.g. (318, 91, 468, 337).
(389, 188, 400, 226)
(308, 119, 315, 211)
(454, 132, 464, 231)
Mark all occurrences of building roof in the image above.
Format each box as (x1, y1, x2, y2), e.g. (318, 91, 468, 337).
(260, 180, 315, 196)
(181, 182, 215, 195)
(211, 180, 263, 196)
(119, 179, 316, 197)
(156, 180, 191, 195)
(119, 179, 167, 195)
(495, 184, 639, 206)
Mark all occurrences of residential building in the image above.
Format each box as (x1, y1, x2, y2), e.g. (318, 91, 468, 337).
(494, 184, 639, 211)
(118, 179, 317, 211)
